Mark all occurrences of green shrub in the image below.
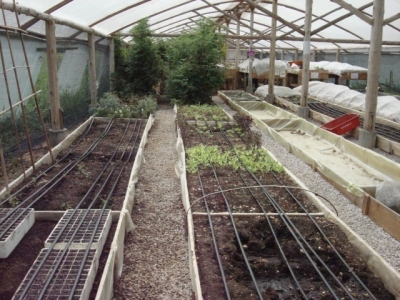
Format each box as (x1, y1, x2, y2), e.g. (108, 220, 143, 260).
(165, 20, 226, 104)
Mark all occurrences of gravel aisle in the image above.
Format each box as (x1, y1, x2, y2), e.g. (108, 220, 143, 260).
(213, 96, 400, 271)
(113, 107, 192, 299)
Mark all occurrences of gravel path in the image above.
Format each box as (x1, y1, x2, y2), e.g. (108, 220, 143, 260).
(113, 107, 193, 300)
(213, 96, 400, 271)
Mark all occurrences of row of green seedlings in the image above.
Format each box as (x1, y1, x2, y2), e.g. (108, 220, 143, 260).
(179, 105, 284, 174)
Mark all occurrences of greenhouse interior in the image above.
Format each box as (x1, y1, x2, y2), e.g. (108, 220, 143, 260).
(0, 0, 400, 299)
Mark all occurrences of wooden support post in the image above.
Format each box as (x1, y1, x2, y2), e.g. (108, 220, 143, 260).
(225, 19, 230, 65)
(88, 33, 98, 106)
(298, 0, 312, 119)
(362, 193, 371, 215)
(45, 19, 63, 131)
(0, 144, 9, 192)
(313, 49, 317, 61)
(360, 0, 384, 148)
(109, 38, 115, 92)
(336, 48, 341, 62)
(235, 19, 240, 69)
(294, 49, 298, 60)
(246, 7, 255, 93)
(268, 0, 277, 100)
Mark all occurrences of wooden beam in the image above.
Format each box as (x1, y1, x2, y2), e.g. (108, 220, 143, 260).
(110, 0, 195, 35)
(383, 13, 400, 26)
(364, 0, 384, 132)
(112, 32, 400, 45)
(268, 0, 277, 96)
(243, 0, 305, 35)
(330, 0, 373, 25)
(109, 38, 115, 92)
(0, 2, 108, 38)
(88, 33, 98, 105)
(311, 2, 373, 36)
(21, 0, 74, 30)
(89, 0, 150, 27)
(201, 0, 270, 40)
(300, 0, 312, 109)
(45, 19, 62, 130)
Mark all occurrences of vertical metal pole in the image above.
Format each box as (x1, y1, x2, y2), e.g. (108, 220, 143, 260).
(313, 49, 317, 61)
(88, 33, 98, 106)
(295, 49, 298, 60)
(268, 0, 277, 99)
(246, 7, 254, 93)
(360, 0, 384, 148)
(336, 48, 340, 62)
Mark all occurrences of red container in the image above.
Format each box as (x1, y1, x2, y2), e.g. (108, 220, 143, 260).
(321, 113, 360, 135)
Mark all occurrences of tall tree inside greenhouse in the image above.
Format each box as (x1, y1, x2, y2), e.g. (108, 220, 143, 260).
(165, 20, 226, 104)
(126, 19, 161, 95)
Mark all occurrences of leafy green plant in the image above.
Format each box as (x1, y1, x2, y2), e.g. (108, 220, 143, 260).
(233, 112, 253, 132)
(137, 96, 158, 118)
(186, 145, 283, 174)
(165, 20, 226, 104)
(177, 104, 229, 121)
(125, 18, 162, 95)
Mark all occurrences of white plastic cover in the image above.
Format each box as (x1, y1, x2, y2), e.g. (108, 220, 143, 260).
(255, 85, 301, 99)
(309, 61, 367, 76)
(294, 82, 400, 123)
(3, 0, 400, 49)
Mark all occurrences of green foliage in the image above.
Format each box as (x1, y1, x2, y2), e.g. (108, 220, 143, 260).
(91, 92, 157, 118)
(125, 18, 162, 95)
(165, 19, 226, 104)
(177, 104, 229, 121)
(112, 37, 129, 95)
(186, 145, 284, 174)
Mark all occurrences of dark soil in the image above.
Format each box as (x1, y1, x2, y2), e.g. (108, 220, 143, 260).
(179, 115, 394, 299)
(0, 119, 144, 299)
(0, 221, 57, 299)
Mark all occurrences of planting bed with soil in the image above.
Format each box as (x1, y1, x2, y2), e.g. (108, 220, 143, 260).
(177, 105, 393, 299)
(0, 118, 145, 299)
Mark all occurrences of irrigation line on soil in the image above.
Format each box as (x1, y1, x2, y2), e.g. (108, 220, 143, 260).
(0, 117, 95, 202)
(186, 131, 232, 299)
(219, 129, 356, 299)
(194, 129, 265, 299)
(223, 118, 377, 299)
(186, 185, 338, 216)
(0, 119, 113, 241)
(270, 171, 377, 299)
(68, 119, 143, 300)
(17, 119, 144, 299)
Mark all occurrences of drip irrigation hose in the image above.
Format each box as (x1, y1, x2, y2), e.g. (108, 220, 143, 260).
(194, 126, 264, 299)
(220, 128, 351, 299)
(0, 119, 113, 240)
(18, 119, 142, 299)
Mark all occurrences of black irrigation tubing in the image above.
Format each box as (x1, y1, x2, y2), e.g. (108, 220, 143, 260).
(270, 171, 377, 299)
(225, 119, 375, 298)
(68, 119, 143, 300)
(219, 130, 352, 300)
(0, 119, 113, 241)
(222, 119, 339, 216)
(207, 125, 308, 299)
(1, 117, 96, 205)
(194, 127, 264, 299)
(18, 119, 142, 299)
(186, 132, 232, 300)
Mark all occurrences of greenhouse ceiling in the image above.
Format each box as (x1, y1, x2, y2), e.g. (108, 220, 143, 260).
(1, 0, 400, 50)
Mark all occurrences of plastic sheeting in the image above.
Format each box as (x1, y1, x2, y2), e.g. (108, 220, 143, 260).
(255, 85, 301, 99)
(294, 82, 400, 123)
(309, 61, 367, 76)
(238, 58, 288, 76)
